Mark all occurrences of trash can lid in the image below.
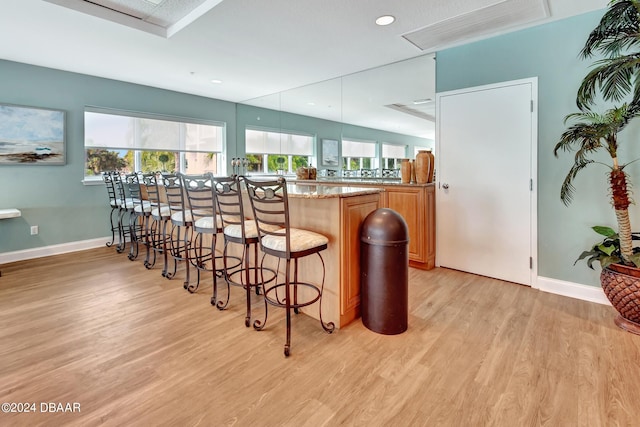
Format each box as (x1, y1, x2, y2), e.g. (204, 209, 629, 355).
(360, 208, 409, 245)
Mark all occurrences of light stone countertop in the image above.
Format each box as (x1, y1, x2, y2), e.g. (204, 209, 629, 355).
(286, 183, 383, 199)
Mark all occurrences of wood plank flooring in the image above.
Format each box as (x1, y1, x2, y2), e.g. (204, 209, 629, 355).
(1, 246, 639, 426)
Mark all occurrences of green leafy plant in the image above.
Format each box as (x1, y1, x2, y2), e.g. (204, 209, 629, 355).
(555, 0, 640, 268)
(575, 226, 640, 269)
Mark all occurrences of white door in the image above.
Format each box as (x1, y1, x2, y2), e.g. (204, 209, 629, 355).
(436, 78, 537, 286)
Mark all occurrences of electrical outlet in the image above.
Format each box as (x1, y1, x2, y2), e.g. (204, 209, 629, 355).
(30, 225, 39, 235)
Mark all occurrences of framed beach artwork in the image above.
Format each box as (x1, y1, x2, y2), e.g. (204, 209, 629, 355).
(0, 104, 66, 165)
(321, 138, 339, 167)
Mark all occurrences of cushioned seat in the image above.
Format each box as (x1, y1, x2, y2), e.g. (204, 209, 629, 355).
(193, 214, 223, 231)
(260, 228, 329, 253)
(224, 221, 280, 240)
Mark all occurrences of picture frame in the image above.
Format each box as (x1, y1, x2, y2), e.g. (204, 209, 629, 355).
(321, 138, 339, 167)
(0, 103, 66, 165)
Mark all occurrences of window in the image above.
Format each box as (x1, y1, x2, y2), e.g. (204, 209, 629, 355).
(245, 128, 314, 174)
(382, 143, 407, 169)
(84, 109, 226, 180)
(342, 138, 377, 170)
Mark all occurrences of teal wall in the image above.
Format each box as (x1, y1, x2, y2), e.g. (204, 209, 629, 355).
(0, 59, 429, 255)
(435, 9, 640, 288)
(0, 59, 237, 253)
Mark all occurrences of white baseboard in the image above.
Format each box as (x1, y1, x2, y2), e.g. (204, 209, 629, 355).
(537, 276, 611, 306)
(0, 237, 111, 264)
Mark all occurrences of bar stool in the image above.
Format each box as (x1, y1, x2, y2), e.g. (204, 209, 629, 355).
(161, 172, 193, 289)
(360, 168, 377, 178)
(142, 172, 170, 273)
(213, 175, 276, 327)
(124, 172, 152, 262)
(243, 176, 335, 356)
(102, 171, 120, 248)
(381, 168, 400, 178)
(113, 171, 133, 254)
(180, 172, 227, 299)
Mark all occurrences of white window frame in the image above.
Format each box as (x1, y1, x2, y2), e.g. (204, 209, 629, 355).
(342, 138, 378, 171)
(245, 127, 315, 174)
(381, 142, 407, 169)
(83, 107, 226, 181)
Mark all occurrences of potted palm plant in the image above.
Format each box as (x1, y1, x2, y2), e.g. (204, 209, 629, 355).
(555, 0, 640, 334)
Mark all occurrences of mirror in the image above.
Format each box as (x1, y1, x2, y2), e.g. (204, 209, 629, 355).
(237, 54, 435, 173)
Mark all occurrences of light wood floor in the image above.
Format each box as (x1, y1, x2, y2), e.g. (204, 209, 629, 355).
(1, 246, 639, 426)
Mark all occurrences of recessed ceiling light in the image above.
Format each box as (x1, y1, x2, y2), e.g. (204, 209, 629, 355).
(375, 15, 395, 26)
(210, 79, 222, 84)
(413, 98, 432, 105)
(307, 102, 316, 106)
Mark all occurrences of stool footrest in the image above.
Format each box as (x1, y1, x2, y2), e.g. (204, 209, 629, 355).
(263, 282, 321, 309)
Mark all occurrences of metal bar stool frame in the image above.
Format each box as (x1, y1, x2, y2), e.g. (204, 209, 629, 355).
(113, 171, 134, 254)
(102, 171, 121, 248)
(142, 172, 171, 274)
(213, 175, 274, 327)
(180, 172, 228, 299)
(161, 172, 193, 289)
(124, 172, 152, 262)
(242, 176, 335, 356)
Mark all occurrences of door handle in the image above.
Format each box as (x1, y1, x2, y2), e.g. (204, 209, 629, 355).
(442, 183, 449, 189)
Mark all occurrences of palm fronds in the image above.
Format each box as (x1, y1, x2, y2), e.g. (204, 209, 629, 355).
(577, 1, 640, 110)
(581, 0, 640, 58)
(554, 107, 636, 205)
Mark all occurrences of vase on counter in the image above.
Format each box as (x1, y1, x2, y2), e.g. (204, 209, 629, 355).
(410, 160, 416, 183)
(401, 159, 411, 183)
(415, 150, 435, 184)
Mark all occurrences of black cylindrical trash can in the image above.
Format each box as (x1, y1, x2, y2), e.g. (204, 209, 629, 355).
(360, 208, 409, 335)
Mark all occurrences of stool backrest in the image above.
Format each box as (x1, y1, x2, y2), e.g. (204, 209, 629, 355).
(141, 172, 162, 207)
(124, 172, 143, 203)
(112, 171, 126, 205)
(242, 176, 290, 253)
(381, 168, 399, 178)
(161, 172, 189, 224)
(181, 172, 215, 225)
(213, 175, 247, 238)
(102, 171, 118, 207)
(360, 168, 377, 178)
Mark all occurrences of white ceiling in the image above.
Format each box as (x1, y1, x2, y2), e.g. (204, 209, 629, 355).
(0, 0, 607, 139)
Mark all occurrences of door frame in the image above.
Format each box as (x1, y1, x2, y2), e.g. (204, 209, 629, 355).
(435, 77, 538, 288)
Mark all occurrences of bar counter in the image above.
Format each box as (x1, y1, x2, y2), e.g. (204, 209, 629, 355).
(289, 178, 436, 271)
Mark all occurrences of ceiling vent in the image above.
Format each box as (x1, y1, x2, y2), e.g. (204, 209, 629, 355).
(402, 0, 549, 52)
(43, 0, 224, 37)
(385, 102, 436, 123)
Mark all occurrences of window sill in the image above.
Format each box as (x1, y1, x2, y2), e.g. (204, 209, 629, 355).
(83, 177, 104, 186)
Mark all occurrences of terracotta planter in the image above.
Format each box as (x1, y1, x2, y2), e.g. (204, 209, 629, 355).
(400, 159, 411, 184)
(600, 266, 640, 334)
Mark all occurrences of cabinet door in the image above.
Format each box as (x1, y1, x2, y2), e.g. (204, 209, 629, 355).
(385, 187, 426, 265)
(340, 194, 380, 326)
